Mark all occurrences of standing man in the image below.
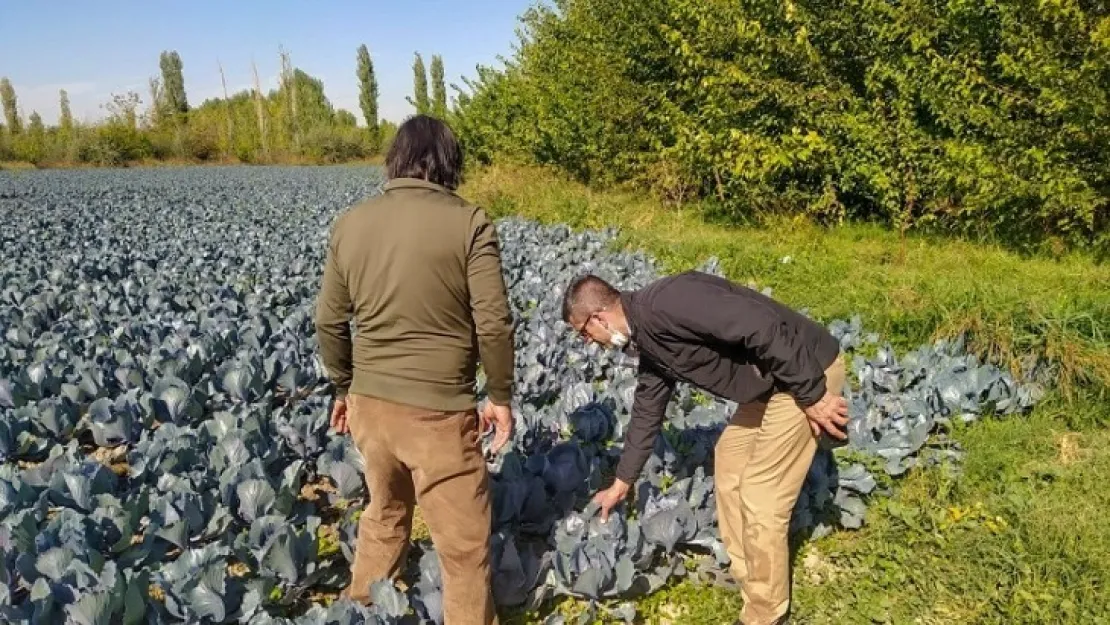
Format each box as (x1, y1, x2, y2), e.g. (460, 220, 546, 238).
(561, 271, 848, 625)
(315, 114, 515, 625)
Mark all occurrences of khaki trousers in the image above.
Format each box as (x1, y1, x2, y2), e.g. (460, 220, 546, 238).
(343, 394, 498, 625)
(714, 357, 847, 625)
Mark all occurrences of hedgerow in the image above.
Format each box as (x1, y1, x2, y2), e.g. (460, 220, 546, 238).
(452, 0, 1110, 253)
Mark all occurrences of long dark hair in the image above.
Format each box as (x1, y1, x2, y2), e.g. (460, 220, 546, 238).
(385, 114, 464, 190)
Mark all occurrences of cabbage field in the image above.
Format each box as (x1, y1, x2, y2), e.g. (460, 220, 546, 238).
(0, 166, 1047, 624)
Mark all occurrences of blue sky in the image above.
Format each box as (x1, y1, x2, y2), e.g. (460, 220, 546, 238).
(0, 0, 538, 126)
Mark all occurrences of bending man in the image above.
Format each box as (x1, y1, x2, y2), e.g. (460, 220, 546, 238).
(561, 271, 848, 625)
(315, 115, 514, 625)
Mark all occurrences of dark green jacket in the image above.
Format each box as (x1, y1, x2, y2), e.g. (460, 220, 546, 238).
(314, 177, 515, 411)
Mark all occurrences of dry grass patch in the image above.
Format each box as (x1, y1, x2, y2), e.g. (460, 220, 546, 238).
(1056, 432, 1085, 466)
(88, 444, 130, 476)
(228, 561, 251, 578)
(800, 546, 843, 586)
(651, 601, 689, 625)
(300, 476, 337, 503)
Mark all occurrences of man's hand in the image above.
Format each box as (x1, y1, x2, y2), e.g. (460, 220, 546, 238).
(331, 396, 349, 435)
(592, 479, 631, 523)
(480, 401, 514, 454)
(803, 391, 850, 440)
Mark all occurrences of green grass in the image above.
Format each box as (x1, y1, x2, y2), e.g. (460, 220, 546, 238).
(0, 160, 36, 171)
(465, 164, 1110, 402)
(460, 164, 1110, 624)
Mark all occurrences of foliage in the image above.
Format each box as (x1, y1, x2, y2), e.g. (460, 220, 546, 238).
(0, 165, 1055, 623)
(295, 127, 371, 165)
(59, 89, 73, 134)
(462, 164, 1110, 401)
(378, 120, 400, 154)
(75, 123, 154, 166)
(0, 167, 374, 624)
(633, 405, 1110, 624)
(455, 0, 1110, 253)
(431, 55, 448, 120)
(27, 112, 43, 137)
(159, 50, 190, 117)
(0, 78, 19, 135)
(0, 45, 387, 168)
(356, 44, 381, 150)
(11, 113, 47, 165)
(0, 127, 11, 162)
(409, 53, 431, 115)
(463, 164, 1110, 622)
(103, 91, 144, 130)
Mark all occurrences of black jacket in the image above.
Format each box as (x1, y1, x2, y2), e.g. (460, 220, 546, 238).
(613, 271, 841, 483)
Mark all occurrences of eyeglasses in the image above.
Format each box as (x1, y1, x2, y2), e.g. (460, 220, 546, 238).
(571, 306, 609, 339)
(572, 313, 598, 338)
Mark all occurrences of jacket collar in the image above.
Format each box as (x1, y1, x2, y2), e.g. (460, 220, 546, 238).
(382, 177, 457, 195)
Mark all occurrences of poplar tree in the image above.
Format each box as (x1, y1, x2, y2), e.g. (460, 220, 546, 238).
(28, 111, 43, 136)
(356, 44, 380, 145)
(431, 55, 448, 119)
(59, 89, 73, 133)
(1, 79, 20, 134)
(408, 53, 430, 115)
(159, 50, 189, 117)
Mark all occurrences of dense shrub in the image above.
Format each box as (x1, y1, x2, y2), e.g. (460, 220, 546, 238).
(183, 123, 221, 161)
(455, 0, 1110, 252)
(9, 133, 46, 166)
(299, 126, 371, 164)
(0, 129, 11, 162)
(75, 124, 153, 166)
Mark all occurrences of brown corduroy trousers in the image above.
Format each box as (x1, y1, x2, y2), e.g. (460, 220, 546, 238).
(714, 358, 847, 625)
(342, 394, 498, 625)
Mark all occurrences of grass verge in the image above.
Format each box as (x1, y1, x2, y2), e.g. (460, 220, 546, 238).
(459, 163, 1110, 624)
(463, 164, 1109, 418)
(0, 160, 36, 171)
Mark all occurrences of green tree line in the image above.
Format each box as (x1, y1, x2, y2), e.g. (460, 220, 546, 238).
(0, 45, 452, 167)
(452, 0, 1110, 253)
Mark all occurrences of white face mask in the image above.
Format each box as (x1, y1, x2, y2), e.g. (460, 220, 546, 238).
(607, 330, 629, 349)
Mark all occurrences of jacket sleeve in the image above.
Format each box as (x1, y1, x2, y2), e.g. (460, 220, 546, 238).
(314, 223, 354, 397)
(660, 284, 829, 407)
(614, 360, 675, 484)
(467, 208, 515, 405)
